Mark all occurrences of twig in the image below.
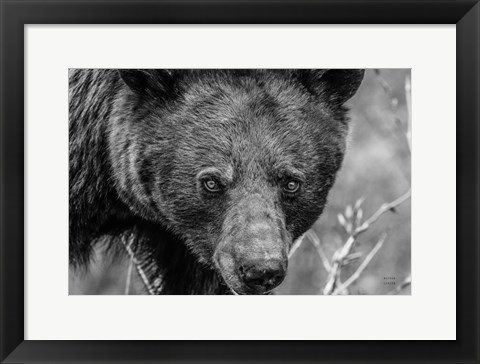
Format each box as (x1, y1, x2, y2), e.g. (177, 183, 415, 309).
(323, 189, 411, 295)
(322, 248, 347, 294)
(322, 72, 412, 295)
(124, 254, 134, 295)
(306, 230, 331, 272)
(332, 233, 387, 295)
(375, 70, 412, 154)
(288, 234, 305, 258)
(121, 236, 160, 295)
(355, 189, 411, 236)
(373, 69, 393, 94)
(387, 274, 412, 295)
(405, 75, 412, 151)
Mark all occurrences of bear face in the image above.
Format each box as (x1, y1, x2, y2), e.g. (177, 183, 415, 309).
(108, 69, 364, 294)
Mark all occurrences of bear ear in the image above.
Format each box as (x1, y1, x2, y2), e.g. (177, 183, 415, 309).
(298, 69, 365, 106)
(118, 69, 175, 99)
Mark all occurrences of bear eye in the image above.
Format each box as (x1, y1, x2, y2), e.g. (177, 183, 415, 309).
(203, 179, 221, 192)
(283, 180, 300, 193)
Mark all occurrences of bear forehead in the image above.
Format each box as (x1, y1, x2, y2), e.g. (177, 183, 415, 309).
(174, 82, 320, 152)
(172, 71, 326, 140)
(163, 84, 333, 178)
(178, 70, 312, 111)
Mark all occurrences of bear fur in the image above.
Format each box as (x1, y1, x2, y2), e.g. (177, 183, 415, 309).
(69, 69, 364, 294)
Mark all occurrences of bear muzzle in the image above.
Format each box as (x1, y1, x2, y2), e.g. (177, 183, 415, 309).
(214, 250, 288, 295)
(214, 224, 289, 294)
(213, 191, 290, 294)
(238, 258, 287, 293)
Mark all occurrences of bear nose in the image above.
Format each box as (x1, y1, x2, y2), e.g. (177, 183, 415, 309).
(238, 260, 286, 292)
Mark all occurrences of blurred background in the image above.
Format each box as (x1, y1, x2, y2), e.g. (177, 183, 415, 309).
(69, 69, 411, 295)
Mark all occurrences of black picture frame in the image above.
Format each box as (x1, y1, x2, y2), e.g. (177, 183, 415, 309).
(1, 1, 478, 363)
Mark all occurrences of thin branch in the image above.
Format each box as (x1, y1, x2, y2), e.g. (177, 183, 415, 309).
(288, 234, 305, 258)
(306, 230, 331, 272)
(121, 236, 159, 295)
(323, 189, 411, 295)
(387, 274, 412, 295)
(322, 71, 412, 295)
(375, 70, 412, 155)
(124, 254, 134, 295)
(405, 74, 412, 152)
(332, 233, 387, 295)
(355, 189, 411, 236)
(322, 237, 352, 294)
(374, 69, 393, 94)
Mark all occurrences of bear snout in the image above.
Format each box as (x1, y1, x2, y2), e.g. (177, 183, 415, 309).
(214, 249, 288, 294)
(214, 229, 289, 294)
(238, 259, 287, 293)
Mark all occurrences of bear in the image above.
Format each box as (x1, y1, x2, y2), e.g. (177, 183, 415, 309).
(69, 69, 364, 295)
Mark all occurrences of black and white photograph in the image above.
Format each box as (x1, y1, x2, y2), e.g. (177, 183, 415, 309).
(69, 68, 411, 295)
